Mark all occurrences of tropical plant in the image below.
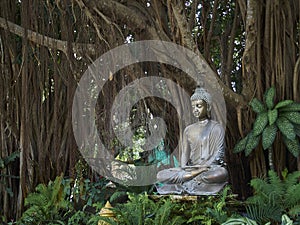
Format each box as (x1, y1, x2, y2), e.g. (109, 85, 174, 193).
(185, 186, 234, 224)
(234, 86, 300, 169)
(17, 174, 72, 225)
(245, 170, 300, 224)
(0, 151, 20, 197)
(222, 214, 294, 225)
(106, 192, 186, 225)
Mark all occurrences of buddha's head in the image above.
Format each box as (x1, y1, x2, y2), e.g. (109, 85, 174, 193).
(190, 86, 212, 120)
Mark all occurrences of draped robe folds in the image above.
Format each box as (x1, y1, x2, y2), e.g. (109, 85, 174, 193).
(156, 119, 228, 195)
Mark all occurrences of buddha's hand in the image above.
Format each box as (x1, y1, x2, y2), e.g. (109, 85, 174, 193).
(183, 165, 210, 177)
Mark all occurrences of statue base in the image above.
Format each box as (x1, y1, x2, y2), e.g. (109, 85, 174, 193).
(155, 181, 228, 196)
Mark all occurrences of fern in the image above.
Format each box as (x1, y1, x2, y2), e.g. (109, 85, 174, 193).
(246, 170, 300, 223)
(19, 174, 72, 225)
(246, 202, 281, 224)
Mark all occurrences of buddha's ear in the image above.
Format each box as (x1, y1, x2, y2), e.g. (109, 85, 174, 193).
(207, 110, 211, 119)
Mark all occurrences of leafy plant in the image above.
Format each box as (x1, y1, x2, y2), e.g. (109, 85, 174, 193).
(109, 192, 186, 225)
(0, 151, 20, 197)
(186, 186, 234, 224)
(18, 174, 72, 225)
(245, 170, 300, 224)
(234, 87, 300, 169)
(222, 214, 293, 225)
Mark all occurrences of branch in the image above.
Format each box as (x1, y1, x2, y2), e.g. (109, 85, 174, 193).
(85, 0, 148, 31)
(169, 2, 246, 108)
(0, 17, 96, 56)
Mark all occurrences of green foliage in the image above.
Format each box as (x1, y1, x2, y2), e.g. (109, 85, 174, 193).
(262, 124, 277, 150)
(0, 151, 20, 169)
(245, 170, 300, 224)
(18, 174, 72, 225)
(245, 132, 260, 156)
(17, 171, 113, 225)
(252, 112, 268, 136)
(222, 216, 259, 225)
(264, 86, 275, 110)
(111, 192, 186, 225)
(276, 117, 296, 140)
(283, 136, 300, 157)
(234, 87, 300, 158)
(222, 214, 294, 225)
(249, 98, 265, 113)
(106, 186, 234, 225)
(0, 151, 20, 197)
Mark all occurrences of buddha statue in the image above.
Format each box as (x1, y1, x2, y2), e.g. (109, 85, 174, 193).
(156, 87, 228, 195)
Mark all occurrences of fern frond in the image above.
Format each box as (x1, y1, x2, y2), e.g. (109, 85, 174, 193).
(109, 191, 127, 203)
(285, 183, 300, 209)
(288, 205, 300, 217)
(154, 199, 172, 225)
(246, 203, 282, 224)
(283, 171, 300, 188)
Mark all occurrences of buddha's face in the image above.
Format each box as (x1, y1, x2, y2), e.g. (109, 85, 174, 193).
(191, 99, 208, 120)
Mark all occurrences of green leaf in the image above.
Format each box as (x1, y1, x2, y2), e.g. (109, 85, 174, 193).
(276, 117, 296, 140)
(281, 111, 300, 125)
(279, 102, 300, 112)
(233, 136, 248, 153)
(262, 124, 277, 150)
(249, 98, 265, 114)
(268, 109, 278, 125)
(245, 132, 260, 156)
(264, 86, 275, 109)
(294, 124, 300, 137)
(253, 112, 268, 136)
(3, 151, 20, 165)
(274, 100, 294, 109)
(283, 136, 300, 157)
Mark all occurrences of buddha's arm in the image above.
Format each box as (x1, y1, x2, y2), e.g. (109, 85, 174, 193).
(180, 129, 190, 167)
(207, 124, 225, 165)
